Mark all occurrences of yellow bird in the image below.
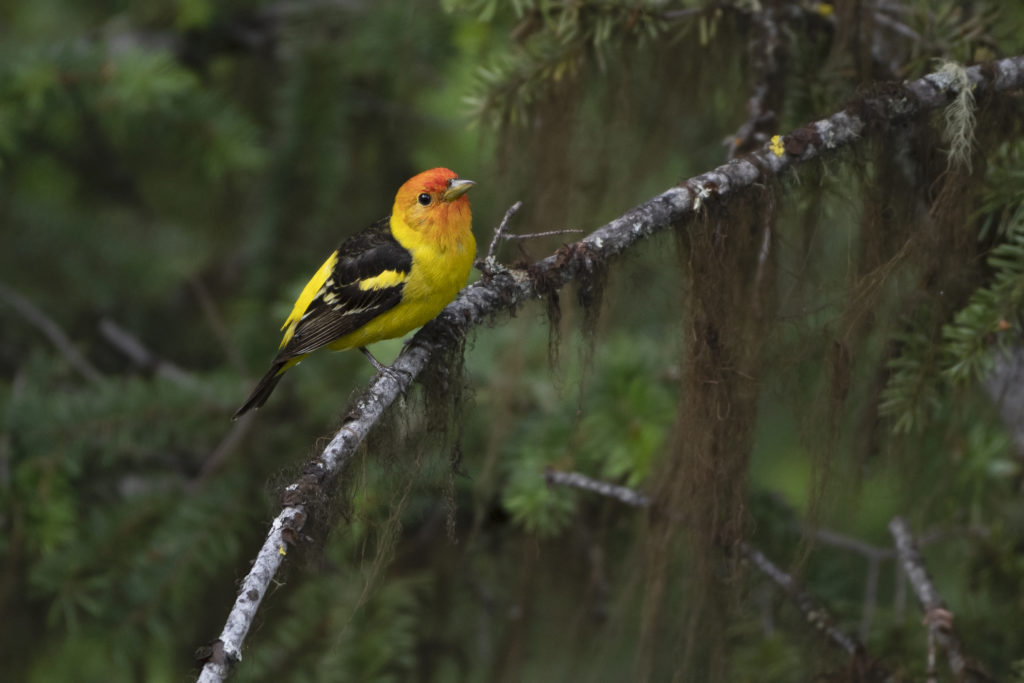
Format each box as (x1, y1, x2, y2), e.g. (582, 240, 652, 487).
(234, 167, 476, 418)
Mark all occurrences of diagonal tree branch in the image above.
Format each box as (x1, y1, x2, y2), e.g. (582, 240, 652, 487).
(545, 469, 875, 667)
(544, 467, 652, 508)
(0, 282, 104, 385)
(99, 317, 203, 390)
(197, 55, 1024, 682)
(888, 516, 992, 682)
(741, 544, 867, 661)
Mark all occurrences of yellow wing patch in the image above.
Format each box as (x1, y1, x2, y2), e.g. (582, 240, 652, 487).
(358, 269, 408, 291)
(279, 251, 338, 348)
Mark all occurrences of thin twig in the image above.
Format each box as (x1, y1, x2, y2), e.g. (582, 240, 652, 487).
(0, 282, 103, 384)
(809, 524, 977, 640)
(873, 10, 922, 42)
(189, 414, 256, 490)
(812, 525, 974, 560)
(476, 201, 525, 282)
(805, 528, 893, 640)
(502, 228, 584, 241)
(99, 317, 201, 390)
(98, 313, 246, 503)
(860, 555, 881, 643)
(544, 467, 651, 508)
(741, 544, 866, 659)
(888, 516, 991, 682)
(189, 276, 248, 375)
(485, 200, 523, 261)
(197, 55, 1024, 682)
(752, 196, 775, 318)
(727, 6, 783, 159)
(810, 527, 895, 561)
(894, 551, 907, 619)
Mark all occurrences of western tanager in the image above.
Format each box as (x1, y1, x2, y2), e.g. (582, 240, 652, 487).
(233, 167, 476, 418)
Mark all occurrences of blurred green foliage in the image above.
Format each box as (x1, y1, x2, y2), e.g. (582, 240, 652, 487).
(3, 1, 1024, 681)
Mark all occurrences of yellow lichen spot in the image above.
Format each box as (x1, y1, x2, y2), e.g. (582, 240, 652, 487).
(769, 135, 785, 157)
(816, 3, 834, 16)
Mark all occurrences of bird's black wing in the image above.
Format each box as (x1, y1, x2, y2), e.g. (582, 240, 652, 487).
(277, 216, 413, 358)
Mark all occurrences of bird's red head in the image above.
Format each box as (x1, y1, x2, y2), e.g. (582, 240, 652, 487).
(392, 168, 475, 247)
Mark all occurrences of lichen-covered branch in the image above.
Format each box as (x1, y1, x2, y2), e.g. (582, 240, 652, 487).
(888, 516, 992, 682)
(197, 353, 425, 681)
(197, 55, 1024, 682)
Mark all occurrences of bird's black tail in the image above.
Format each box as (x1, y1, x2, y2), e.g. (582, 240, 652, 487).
(233, 361, 287, 420)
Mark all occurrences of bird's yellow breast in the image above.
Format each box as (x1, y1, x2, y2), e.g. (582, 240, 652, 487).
(325, 210, 475, 351)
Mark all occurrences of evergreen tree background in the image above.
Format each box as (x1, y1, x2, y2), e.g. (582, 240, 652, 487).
(2, 1, 1024, 680)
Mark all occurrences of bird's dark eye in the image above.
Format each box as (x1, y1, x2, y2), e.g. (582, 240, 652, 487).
(417, 193, 431, 206)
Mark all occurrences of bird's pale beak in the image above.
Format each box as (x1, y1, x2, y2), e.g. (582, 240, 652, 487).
(442, 178, 475, 202)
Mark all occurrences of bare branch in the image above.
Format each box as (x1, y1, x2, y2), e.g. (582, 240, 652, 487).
(0, 282, 103, 384)
(197, 55, 1024, 682)
(741, 544, 867, 660)
(806, 526, 955, 642)
(189, 414, 256, 489)
(727, 7, 784, 159)
(860, 555, 881, 643)
(888, 516, 992, 682)
(82, 316, 244, 484)
(477, 201, 583, 276)
(809, 527, 894, 561)
(545, 469, 874, 665)
(502, 228, 584, 241)
(544, 467, 650, 508)
(483, 200, 523, 262)
(99, 317, 201, 390)
(189, 276, 248, 375)
(873, 10, 922, 42)
(812, 524, 987, 645)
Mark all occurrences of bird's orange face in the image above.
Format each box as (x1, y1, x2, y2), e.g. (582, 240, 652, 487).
(393, 168, 474, 243)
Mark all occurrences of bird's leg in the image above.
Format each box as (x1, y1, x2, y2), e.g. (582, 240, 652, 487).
(359, 346, 388, 374)
(359, 346, 413, 389)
